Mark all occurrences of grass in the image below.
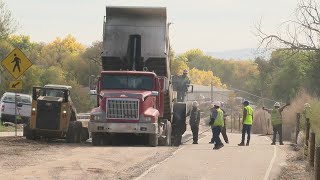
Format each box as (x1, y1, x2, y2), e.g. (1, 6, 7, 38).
(0, 124, 13, 132)
(309, 100, 320, 144)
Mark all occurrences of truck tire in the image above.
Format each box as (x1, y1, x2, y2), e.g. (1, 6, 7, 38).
(74, 121, 82, 143)
(92, 133, 102, 146)
(23, 123, 34, 140)
(102, 134, 112, 145)
(66, 122, 76, 143)
(81, 127, 89, 142)
(148, 134, 158, 147)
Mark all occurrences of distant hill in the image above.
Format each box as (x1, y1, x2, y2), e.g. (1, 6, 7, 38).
(206, 48, 271, 60)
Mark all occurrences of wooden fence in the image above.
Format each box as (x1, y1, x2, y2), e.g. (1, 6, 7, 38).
(296, 113, 320, 180)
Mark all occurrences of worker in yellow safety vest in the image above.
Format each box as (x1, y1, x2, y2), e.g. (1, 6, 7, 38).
(263, 102, 290, 145)
(209, 101, 224, 150)
(238, 100, 254, 146)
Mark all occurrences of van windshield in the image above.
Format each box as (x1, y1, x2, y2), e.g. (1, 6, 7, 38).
(1, 94, 31, 104)
(102, 74, 154, 90)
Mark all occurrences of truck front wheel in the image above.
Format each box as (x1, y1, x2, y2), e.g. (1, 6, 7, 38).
(92, 133, 102, 146)
(148, 134, 158, 147)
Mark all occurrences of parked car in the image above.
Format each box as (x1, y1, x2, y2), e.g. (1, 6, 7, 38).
(0, 92, 32, 124)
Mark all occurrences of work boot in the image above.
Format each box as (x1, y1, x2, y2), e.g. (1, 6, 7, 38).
(238, 142, 245, 146)
(280, 142, 284, 145)
(225, 141, 229, 144)
(209, 141, 214, 144)
(213, 144, 224, 150)
(246, 142, 249, 146)
(193, 141, 198, 144)
(271, 142, 276, 145)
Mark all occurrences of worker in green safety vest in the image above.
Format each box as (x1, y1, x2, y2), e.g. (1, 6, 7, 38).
(176, 69, 190, 102)
(209, 101, 224, 150)
(238, 100, 254, 146)
(263, 102, 290, 145)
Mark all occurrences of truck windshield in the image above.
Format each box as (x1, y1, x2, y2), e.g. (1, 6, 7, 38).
(102, 74, 154, 90)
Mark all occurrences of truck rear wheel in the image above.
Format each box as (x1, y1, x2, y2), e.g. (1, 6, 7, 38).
(148, 134, 158, 147)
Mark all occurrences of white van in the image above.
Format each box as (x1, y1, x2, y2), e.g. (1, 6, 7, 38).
(0, 92, 32, 124)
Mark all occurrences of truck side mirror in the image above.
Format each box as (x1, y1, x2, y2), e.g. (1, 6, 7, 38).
(151, 91, 159, 96)
(188, 84, 194, 93)
(64, 90, 69, 103)
(32, 87, 41, 100)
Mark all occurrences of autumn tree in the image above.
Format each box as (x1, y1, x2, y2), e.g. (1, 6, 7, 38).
(0, 0, 17, 40)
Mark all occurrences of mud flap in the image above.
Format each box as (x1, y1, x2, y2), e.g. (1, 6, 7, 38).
(172, 103, 187, 146)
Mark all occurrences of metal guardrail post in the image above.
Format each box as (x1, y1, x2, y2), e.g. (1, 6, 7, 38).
(310, 132, 315, 167)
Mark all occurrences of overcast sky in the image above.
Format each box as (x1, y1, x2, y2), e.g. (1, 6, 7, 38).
(4, 0, 298, 52)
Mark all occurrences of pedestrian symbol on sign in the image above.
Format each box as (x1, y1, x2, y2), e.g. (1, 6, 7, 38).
(11, 54, 21, 73)
(1, 48, 33, 79)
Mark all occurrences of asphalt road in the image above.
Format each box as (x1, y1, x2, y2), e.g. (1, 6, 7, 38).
(136, 132, 288, 180)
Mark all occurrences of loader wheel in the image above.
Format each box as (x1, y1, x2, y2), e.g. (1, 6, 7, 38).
(81, 127, 89, 142)
(92, 133, 102, 146)
(74, 121, 82, 143)
(66, 122, 76, 143)
(23, 123, 34, 140)
(148, 134, 158, 147)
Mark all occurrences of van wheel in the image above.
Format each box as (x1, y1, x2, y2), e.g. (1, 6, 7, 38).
(148, 134, 158, 147)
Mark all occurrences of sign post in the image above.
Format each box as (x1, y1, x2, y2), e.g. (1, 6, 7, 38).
(1, 48, 32, 137)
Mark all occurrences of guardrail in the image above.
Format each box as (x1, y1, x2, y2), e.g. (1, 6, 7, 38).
(296, 113, 320, 180)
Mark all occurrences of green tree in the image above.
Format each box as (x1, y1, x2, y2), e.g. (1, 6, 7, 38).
(0, 0, 17, 40)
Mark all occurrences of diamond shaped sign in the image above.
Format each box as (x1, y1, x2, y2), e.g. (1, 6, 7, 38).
(1, 48, 33, 79)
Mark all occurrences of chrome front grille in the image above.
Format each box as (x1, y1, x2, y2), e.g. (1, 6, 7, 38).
(106, 98, 139, 120)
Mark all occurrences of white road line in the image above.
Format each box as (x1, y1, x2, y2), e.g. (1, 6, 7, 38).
(263, 137, 277, 180)
(134, 146, 186, 180)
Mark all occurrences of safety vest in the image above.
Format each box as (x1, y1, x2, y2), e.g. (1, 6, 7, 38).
(271, 109, 282, 125)
(244, 105, 253, 125)
(213, 108, 224, 127)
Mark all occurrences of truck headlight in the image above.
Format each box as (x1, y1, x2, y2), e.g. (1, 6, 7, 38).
(32, 108, 36, 111)
(145, 117, 152, 122)
(63, 110, 67, 114)
(90, 115, 101, 121)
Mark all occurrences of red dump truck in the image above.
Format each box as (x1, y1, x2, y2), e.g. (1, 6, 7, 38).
(88, 6, 192, 146)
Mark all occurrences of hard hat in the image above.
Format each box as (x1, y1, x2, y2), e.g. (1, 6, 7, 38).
(274, 102, 280, 107)
(220, 101, 225, 107)
(213, 101, 221, 107)
(183, 69, 188, 74)
(242, 100, 249, 105)
(192, 101, 199, 107)
(304, 103, 311, 108)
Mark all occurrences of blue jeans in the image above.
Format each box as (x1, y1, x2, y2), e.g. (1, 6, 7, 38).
(213, 126, 223, 146)
(241, 124, 251, 143)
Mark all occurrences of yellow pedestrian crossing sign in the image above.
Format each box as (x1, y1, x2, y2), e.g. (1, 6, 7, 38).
(9, 80, 22, 90)
(1, 48, 33, 79)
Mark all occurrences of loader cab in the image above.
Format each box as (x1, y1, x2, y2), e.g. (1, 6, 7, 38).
(24, 85, 84, 142)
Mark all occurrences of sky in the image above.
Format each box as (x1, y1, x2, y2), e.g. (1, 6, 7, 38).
(4, 0, 298, 53)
